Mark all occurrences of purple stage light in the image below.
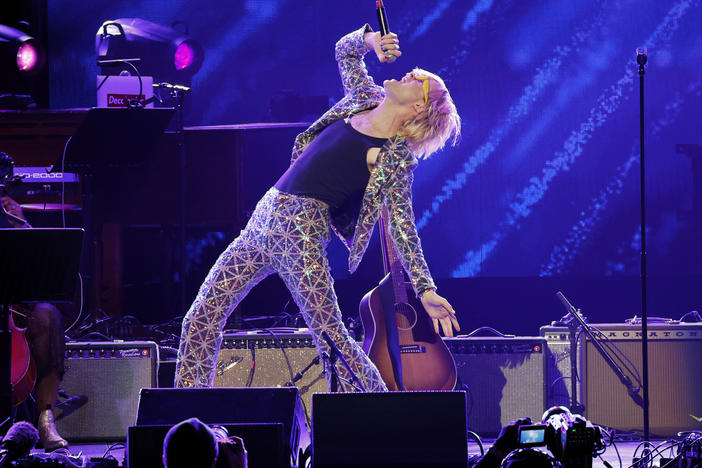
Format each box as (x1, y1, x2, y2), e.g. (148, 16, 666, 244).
(16, 41, 39, 72)
(174, 42, 195, 70)
(96, 18, 203, 86)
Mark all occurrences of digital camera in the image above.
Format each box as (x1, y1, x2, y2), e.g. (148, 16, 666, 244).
(516, 406, 604, 468)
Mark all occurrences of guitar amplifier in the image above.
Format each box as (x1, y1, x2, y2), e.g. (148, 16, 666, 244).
(212, 331, 327, 422)
(580, 322, 702, 436)
(55, 341, 158, 441)
(444, 336, 546, 436)
(540, 325, 582, 409)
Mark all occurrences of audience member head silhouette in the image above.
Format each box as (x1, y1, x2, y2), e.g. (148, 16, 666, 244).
(163, 417, 218, 468)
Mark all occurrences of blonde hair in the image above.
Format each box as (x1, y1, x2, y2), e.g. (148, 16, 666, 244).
(397, 68, 461, 159)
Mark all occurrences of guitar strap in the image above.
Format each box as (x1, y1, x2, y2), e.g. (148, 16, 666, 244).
(381, 283, 405, 390)
(379, 207, 405, 391)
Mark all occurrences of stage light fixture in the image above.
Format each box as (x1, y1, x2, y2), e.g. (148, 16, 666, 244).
(174, 42, 196, 70)
(0, 23, 45, 74)
(17, 42, 39, 71)
(95, 18, 204, 85)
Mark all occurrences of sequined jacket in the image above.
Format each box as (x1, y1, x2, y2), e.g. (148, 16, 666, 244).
(288, 24, 436, 296)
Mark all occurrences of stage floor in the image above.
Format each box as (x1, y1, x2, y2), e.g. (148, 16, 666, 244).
(28, 438, 670, 467)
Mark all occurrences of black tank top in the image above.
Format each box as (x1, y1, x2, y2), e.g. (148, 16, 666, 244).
(275, 119, 387, 218)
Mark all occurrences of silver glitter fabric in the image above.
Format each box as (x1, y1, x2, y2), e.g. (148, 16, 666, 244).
(175, 188, 387, 392)
(290, 24, 436, 296)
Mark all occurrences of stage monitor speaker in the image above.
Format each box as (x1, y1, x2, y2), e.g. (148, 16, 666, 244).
(582, 322, 702, 436)
(444, 336, 546, 436)
(55, 341, 158, 441)
(312, 391, 468, 468)
(136, 387, 308, 468)
(127, 422, 285, 468)
(212, 331, 327, 422)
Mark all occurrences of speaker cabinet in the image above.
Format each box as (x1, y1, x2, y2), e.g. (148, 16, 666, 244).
(127, 422, 285, 468)
(312, 391, 467, 467)
(55, 341, 157, 441)
(444, 336, 546, 436)
(541, 326, 582, 409)
(212, 332, 327, 422)
(136, 387, 309, 468)
(581, 322, 702, 436)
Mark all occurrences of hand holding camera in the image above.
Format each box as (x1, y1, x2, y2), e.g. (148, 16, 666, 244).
(474, 407, 605, 468)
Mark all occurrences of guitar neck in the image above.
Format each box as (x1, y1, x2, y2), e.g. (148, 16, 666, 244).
(380, 207, 409, 304)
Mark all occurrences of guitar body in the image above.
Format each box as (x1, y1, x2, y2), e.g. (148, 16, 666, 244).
(10, 308, 37, 405)
(360, 273, 457, 391)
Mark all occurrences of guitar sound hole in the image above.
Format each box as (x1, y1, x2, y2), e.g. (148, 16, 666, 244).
(395, 302, 417, 330)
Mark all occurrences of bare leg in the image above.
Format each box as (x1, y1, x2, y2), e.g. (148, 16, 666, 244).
(35, 372, 60, 412)
(27, 303, 67, 450)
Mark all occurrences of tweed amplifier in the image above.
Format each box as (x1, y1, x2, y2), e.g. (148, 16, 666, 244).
(580, 322, 702, 436)
(444, 336, 546, 436)
(55, 341, 158, 441)
(212, 331, 327, 422)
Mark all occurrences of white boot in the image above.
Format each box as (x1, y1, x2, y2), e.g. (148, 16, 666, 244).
(38, 409, 68, 451)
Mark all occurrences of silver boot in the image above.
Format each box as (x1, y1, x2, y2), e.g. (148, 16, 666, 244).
(38, 409, 68, 451)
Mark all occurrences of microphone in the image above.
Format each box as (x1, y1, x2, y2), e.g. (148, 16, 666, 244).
(376, 1, 389, 35)
(154, 82, 191, 92)
(0, 421, 39, 465)
(320, 331, 338, 356)
(375, 1, 396, 63)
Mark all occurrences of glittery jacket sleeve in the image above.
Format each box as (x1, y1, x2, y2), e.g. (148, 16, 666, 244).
(385, 166, 437, 297)
(289, 24, 382, 166)
(334, 24, 377, 96)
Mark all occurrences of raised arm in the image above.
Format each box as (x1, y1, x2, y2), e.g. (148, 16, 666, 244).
(335, 24, 402, 97)
(290, 26, 401, 165)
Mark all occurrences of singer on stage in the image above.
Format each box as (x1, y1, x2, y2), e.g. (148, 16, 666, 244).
(175, 24, 461, 392)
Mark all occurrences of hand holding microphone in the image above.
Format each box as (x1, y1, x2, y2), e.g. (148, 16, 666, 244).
(370, 1, 401, 63)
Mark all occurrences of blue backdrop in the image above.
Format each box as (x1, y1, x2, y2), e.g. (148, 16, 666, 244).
(48, 0, 702, 326)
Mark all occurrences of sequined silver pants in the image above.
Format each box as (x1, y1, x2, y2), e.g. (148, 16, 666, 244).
(175, 188, 387, 392)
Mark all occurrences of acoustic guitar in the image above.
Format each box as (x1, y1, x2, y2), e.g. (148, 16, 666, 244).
(359, 207, 456, 391)
(9, 305, 37, 405)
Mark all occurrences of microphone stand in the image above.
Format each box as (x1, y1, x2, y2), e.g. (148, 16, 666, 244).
(636, 47, 651, 442)
(155, 82, 192, 315)
(555, 292, 643, 410)
(176, 87, 187, 316)
(551, 310, 585, 414)
(320, 331, 366, 392)
(285, 355, 320, 387)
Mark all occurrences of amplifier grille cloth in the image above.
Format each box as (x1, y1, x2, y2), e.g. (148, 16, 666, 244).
(56, 342, 157, 441)
(212, 333, 327, 422)
(446, 337, 546, 436)
(584, 336, 702, 436)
